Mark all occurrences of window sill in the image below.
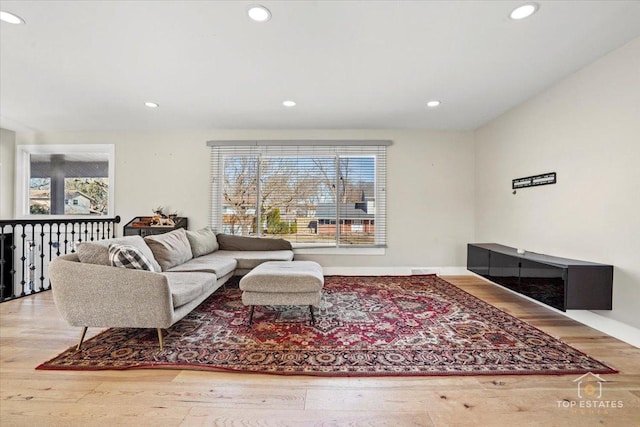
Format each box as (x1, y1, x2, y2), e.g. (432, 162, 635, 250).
(293, 247, 385, 256)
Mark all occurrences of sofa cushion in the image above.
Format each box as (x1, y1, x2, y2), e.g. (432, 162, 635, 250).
(167, 253, 237, 278)
(76, 235, 162, 272)
(214, 250, 294, 270)
(185, 227, 219, 257)
(239, 261, 324, 293)
(108, 243, 160, 272)
(144, 228, 193, 271)
(216, 234, 292, 251)
(162, 271, 215, 308)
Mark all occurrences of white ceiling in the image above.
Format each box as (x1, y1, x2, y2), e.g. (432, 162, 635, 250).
(1, 1, 640, 133)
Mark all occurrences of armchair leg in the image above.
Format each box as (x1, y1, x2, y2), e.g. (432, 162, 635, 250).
(157, 328, 164, 350)
(76, 326, 88, 351)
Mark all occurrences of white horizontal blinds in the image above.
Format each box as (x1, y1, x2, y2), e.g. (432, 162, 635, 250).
(208, 141, 388, 248)
(210, 145, 260, 235)
(224, 155, 259, 235)
(336, 147, 382, 247)
(260, 146, 337, 246)
(374, 146, 387, 247)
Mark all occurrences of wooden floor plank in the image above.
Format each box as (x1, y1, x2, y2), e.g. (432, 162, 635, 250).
(1, 275, 639, 426)
(80, 380, 307, 410)
(1, 400, 188, 427)
(181, 407, 432, 427)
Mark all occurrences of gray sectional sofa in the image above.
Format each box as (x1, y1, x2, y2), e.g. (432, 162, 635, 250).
(48, 228, 293, 349)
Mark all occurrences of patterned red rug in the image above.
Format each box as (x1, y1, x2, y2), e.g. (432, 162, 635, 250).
(38, 275, 617, 376)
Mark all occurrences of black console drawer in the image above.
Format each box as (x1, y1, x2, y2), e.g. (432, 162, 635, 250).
(467, 243, 612, 311)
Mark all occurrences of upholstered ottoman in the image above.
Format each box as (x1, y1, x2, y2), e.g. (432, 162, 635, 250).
(239, 261, 324, 325)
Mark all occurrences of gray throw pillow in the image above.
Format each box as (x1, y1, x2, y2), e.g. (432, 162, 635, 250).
(108, 243, 159, 272)
(185, 227, 219, 257)
(76, 235, 162, 272)
(144, 228, 193, 271)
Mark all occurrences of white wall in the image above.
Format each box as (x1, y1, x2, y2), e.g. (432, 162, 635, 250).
(475, 37, 640, 329)
(0, 128, 16, 219)
(16, 129, 476, 270)
(5, 37, 638, 333)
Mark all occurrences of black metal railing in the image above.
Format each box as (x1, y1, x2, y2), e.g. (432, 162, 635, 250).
(0, 216, 121, 302)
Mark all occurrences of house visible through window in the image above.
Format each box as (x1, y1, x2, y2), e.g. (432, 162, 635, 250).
(208, 141, 389, 248)
(16, 145, 115, 217)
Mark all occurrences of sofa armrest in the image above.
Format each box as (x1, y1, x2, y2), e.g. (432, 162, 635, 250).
(49, 254, 174, 329)
(216, 233, 292, 251)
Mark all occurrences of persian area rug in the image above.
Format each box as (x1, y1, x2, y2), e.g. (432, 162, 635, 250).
(37, 275, 617, 376)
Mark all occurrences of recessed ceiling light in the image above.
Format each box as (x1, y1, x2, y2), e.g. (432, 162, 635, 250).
(247, 5, 271, 22)
(427, 100, 441, 108)
(509, 3, 538, 20)
(144, 102, 159, 108)
(282, 100, 296, 107)
(0, 10, 25, 25)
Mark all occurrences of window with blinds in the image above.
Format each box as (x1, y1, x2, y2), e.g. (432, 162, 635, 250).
(207, 140, 389, 248)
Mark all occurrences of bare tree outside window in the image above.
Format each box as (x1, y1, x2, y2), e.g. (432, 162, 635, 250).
(221, 154, 376, 245)
(222, 156, 258, 235)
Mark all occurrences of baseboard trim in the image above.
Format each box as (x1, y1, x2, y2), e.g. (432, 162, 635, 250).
(321, 266, 471, 276)
(563, 310, 640, 349)
(467, 273, 640, 349)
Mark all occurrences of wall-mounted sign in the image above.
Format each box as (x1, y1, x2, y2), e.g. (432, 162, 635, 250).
(512, 172, 556, 189)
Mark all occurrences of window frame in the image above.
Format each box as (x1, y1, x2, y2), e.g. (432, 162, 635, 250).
(15, 144, 115, 219)
(208, 140, 389, 252)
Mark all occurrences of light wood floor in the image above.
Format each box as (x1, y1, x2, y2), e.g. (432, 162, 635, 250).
(1, 275, 639, 427)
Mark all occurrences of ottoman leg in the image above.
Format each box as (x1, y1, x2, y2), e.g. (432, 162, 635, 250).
(309, 305, 316, 325)
(248, 305, 255, 325)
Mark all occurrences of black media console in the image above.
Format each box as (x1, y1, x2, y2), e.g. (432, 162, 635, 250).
(467, 243, 613, 312)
